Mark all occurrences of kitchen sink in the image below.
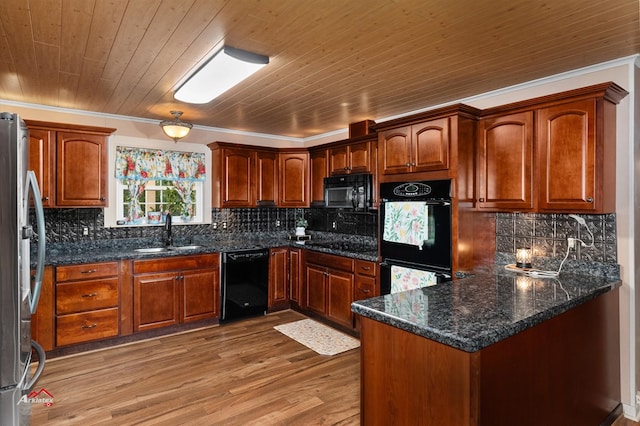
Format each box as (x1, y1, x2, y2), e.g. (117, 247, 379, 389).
(172, 245, 202, 250)
(134, 247, 169, 253)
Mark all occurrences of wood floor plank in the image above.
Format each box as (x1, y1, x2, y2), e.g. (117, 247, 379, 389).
(31, 310, 360, 425)
(29, 309, 640, 425)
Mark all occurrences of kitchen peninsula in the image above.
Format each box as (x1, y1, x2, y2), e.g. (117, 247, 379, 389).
(351, 266, 621, 426)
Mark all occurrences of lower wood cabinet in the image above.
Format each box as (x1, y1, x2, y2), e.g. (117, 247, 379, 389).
(31, 266, 55, 351)
(289, 247, 302, 305)
(54, 262, 120, 346)
(268, 247, 289, 311)
(132, 254, 219, 332)
(303, 251, 356, 329)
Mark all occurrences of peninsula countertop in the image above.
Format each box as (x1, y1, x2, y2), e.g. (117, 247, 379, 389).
(351, 264, 621, 352)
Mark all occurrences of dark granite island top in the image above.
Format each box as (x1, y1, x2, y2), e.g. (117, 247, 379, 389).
(352, 264, 622, 425)
(351, 264, 621, 352)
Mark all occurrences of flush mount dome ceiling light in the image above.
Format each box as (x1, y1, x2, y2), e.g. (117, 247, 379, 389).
(159, 110, 193, 142)
(174, 45, 269, 104)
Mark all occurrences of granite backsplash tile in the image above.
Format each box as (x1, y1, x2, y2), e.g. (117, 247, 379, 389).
(495, 212, 618, 277)
(33, 207, 378, 244)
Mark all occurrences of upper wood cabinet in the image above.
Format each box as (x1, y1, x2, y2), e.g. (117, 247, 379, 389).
(256, 150, 278, 206)
(28, 128, 54, 207)
(25, 120, 115, 208)
(329, 139, 374, 175)
(309, 148, 329, 207)
(477, 111, 534, 211)
(279, 150, 309, 207)
(210, 144, 255, 208)
(537, 99, 604, 212)
(378, 117, 449, 175)
(209, 142, 298, 208)
(476, 82, 627, 213)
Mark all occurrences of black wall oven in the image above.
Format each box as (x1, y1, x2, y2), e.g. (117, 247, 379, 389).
(379, 179, 453, 295)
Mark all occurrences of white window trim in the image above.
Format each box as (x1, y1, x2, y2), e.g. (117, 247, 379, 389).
(104, 136, 212, 228)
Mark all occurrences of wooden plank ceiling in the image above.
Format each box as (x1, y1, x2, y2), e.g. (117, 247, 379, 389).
(0, 0, 638, 139)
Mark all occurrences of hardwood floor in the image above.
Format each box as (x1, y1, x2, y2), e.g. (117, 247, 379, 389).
(30, 309, 640, 425)
(31, 310, 360, 425)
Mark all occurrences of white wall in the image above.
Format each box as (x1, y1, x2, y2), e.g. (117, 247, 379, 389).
(2, 54, 638, 419)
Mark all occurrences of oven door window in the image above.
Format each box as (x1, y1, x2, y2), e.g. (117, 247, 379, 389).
(390, 264, 438, 293)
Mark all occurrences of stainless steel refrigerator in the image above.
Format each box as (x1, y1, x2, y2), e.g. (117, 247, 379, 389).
(0, 112, 46, 425)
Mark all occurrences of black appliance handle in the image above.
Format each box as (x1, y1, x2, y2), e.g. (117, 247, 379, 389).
(225, 250, 269, 262)
(380, 261, 452, 280)
(381, 199, 450, 206)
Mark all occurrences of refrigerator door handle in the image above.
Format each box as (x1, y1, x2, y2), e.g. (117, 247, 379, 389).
(26, 170, 45, 314)
(24, 340, 46, 392)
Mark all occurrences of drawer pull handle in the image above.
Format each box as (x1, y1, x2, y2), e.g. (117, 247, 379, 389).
(81, 323, 97, 329)
(81, 269, 97, 274)
(360, 289, 371, 293)
(82, 293, 98, 298)
(360, 266, 371, 271)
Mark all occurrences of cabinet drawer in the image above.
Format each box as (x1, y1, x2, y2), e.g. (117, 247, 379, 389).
(56, 308, 119, 346)
(355, 275, 376, 300)
(56, 262, 118, 282)
(355, 260, 376, 277)
(56, 278, 119, 314)
(133, 254, 219, 274)
(306, 252, 354, 272)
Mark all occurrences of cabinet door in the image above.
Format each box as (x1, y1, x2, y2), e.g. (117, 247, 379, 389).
(309, 149, 328, 206)
(256, 150, 278, 206)
(327, 269, 354, 329)
(56, 132, 108, 206)
(133, 272, 179, 332)
(412, 117, 449, 172)
(268, 247, 289, 310)
(329, 145, 349, 175)
(28, 128, 54, 207)
(537, 99, 597, 211)
(181, 269, 218, 322)
(305, 264, 327, 315)
(289, 248, 301, 304)
(379, 126, 411, 175)
(348, 141, 372, 174)
(222, 148, 255, 207)
(31, 266, 54, 351)
(477, 112, 534, 210)
(279, 152, 309, 207)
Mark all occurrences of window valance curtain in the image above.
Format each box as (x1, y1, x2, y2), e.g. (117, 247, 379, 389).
(115, 146, 206, 182)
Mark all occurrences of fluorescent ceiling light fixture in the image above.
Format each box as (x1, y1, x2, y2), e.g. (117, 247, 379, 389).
(174, 45, 269, 104)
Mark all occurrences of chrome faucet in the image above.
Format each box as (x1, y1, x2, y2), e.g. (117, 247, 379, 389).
(165, 213, 173, 247)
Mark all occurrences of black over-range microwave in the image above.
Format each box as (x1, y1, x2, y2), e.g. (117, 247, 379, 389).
(323, 173, 373, 211)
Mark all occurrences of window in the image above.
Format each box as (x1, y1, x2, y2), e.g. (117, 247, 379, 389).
(113, 146, 206, 226)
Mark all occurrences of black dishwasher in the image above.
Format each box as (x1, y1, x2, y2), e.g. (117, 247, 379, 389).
(220, 248, 269, 323)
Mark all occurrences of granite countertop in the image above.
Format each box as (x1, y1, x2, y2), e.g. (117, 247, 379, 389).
(36, 233, 378, 266)
(351, 264, 621, 353)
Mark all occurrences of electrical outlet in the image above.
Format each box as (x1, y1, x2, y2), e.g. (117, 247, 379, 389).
(222, 222, 227, 229)
(567, 237, 575, 249)
(213, 222, 218, 229)
(332, 221, 337, 229)
(276, 220, 281, 227)
(82, 227, 89, 236)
